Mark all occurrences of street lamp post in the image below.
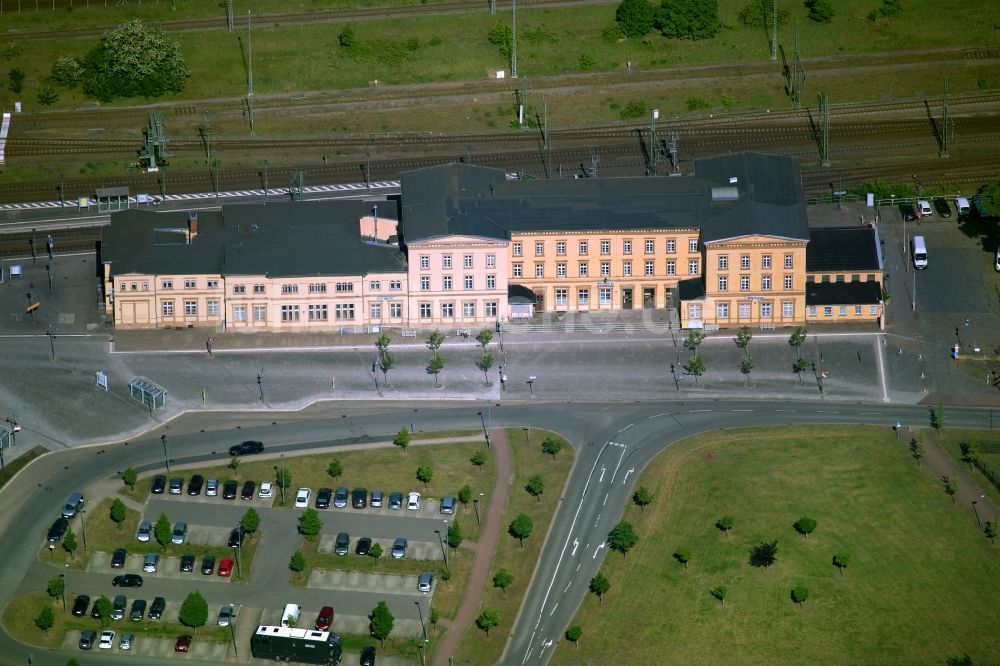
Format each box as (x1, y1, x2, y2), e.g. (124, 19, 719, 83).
(257, 369, 264, 401)
(894, 421, 901, 439)
(670, 362, 679, 391)
(29, 228, 36, 265)
(274, 462, 285, 505)
(230, 604, 240, 658)
(414, 600, 428, 643)
(59, 571, 66, 612)
(80, 506, 88, 551)
(527, 376, 536, 395)
(474, 492, 483, 526)
(48, 544, 54, 561)
(434, 528, 448, 568)
(47, 325, 56, 360)
(46, 263, 52, 296)
(161, 434, 171, 472)
(372, 357, 379, 391)
(477, 411, 490, 447)
(972, 500, 981, 528)
(417, 643, 426, 666)
(233, 544, 242, 578)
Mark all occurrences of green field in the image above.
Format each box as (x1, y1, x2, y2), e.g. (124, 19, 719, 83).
(552, 425, 1000, 665)
(934, 428, 1000, 508)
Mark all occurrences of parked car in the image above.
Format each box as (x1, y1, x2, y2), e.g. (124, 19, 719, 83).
(120, 631, 134, 650)
(259, 481, 273, 499)
(352, 488, 368, 509)
(391, 537, 408, 559)
(175, 635, 192, 652)
(995, 247, 1000, 272)
(150, 475, 166, 494)
(222, 480, 238, 500)
(72, 594, 90, 617)
(241, 480, 256, 500)
(316, 487, 332, 509)
(418, 572, 434, 593)
(206, 478, 219, 496)
(169, 477, 184, 494)
(218, 557, 234, 577)
(295, 487, 312, 508)
(111, 596, 127, 620)
(407, 492, 421, 510)
(99, 630, 116, 649)
(388, 492, 403, 510)
(315, 606, 334, 631)
(334, 486, 349, 508)
(90, 599, 102, 619)
(149, 596, 166, 620)
(79, 629, 97, 650)
(111, 548, 127, 569)
(217, 604, 235, 627)
(142, 553, 159, 573)
(440, 496, 456, 514)
(61, 491, 85, 518)
(370, 490, 384, 508)
(129, 598, 147, 621)
(113, 574, 143, 588)
(136, 521, 152, 542)
(187, 474, 204, 496)
(47, 517, 69, 542)
(171, 522, 188, 545)
(355, 537, 372, 556)
(228, 526, 246, 548)
(899, 202, 916, 221)
(335, 532, 350, 556)
(360, 645, 376, 666)
(917, 199, 933, 217)
(201, 555, 216, 575)
(229, 440, 264, 457)
(179, 554, 195, 572)
(933, 197, 952, 217)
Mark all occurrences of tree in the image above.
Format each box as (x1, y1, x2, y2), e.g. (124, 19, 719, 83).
(615, 0, 656, 37)
(794, 516, 817, 538)
(338, 24, 356, 48)
(749, 540, 778, 570)
(589, 571, 611, 603)
(525, 474, 545, 502)
(229, 455, 241, 473)
(426, 329, 445, 353)
(82, 20, 191, 101)
(791, 586, 810, 608)
(805, 0, 835, 22)
(379, 352, 395, 385)
(476, 351, 495, 385)
(541, 436, 564, 459)
(833, 551, 851, 574)
(475, 609, 500, 636)
(710, 585, 727, 605)
(427, 353, 445, 387)
(565, 625, 583, 648)
(471, 450, 488, 469)
(739, 355, 754, 385)
(737, 0, 788, 28)
(289, 549, 306, 573)
(35, 605, 54, 633)
(487, 22, 513, 59)
(8, 67, 25, 93)
(982, 178, 1000, 218)
(788, 327, 807, 351)
(655, 0, 721, 41)
(683, 329, 705, 354)
(632, 486, 653, 511)
(960, 440, 979, 469)
(122, 467, 138, 489)
(716, 515, 734, 536)
(608, 521, 638, 556)
(476, 327, 494, 349)
(684, 355, 706, 386)
(429, 606, 440, 625)
(375, 333, 391, 358)
(110, 498, 127, 530)
(944, 478, 958, 503)
(178, 591, 209, 632)
(370, 542, 383, 560)
(416, 465, 434, 489)
(493, 568, 514, 595)
(458, 484, 473, 508)
(241, 508, 261, 535)
(63, 528, 78, 558)
(910, 438, 925, 467)
(154, 512, 172, 549)
(94, 596, 113, 627)
(932, 403, 946, 431)
(298, 508, 323, 540)
(447, 519, 463, 549)
(393, 427, 411, 453)
(508, 513, 534, 547)
(275, 467, 292, 493)
(327, 459, 344, 479)
(51, 55, 86, 86)
(674, 548, 691, 569)
(793, 357, 809, 383)
(369, 601, 394, 646)
(47, 576, 65, 599)
(440, 567, 452, 583)
(734, 326, 752, 356)
(985, 521, 998, 547)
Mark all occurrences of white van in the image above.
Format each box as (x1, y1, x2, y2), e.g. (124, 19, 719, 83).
(912, 236, 928, 270)
(281, 603, 301, 627)
(956, 197, 970, 217)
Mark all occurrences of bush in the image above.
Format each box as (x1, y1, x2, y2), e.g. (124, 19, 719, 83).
(737, 0, 788, 29)
(620, 100, 647, 120)
(616, 0, 656, 38)
(655, 0, 721, 41)
(81, 20, 190, 101)
(579, 53, 597, 70)
(488, 23, 513, 59)
(338, 25, 356, 48)
(38, 86, 59, 106)
(805, 0, 835, 23)
(51, 56, 85, 86)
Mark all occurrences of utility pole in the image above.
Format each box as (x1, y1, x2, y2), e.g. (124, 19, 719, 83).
(940, 76, 951, 158)
(510, 0, 518, 79)
(770, 0, 778, 61)
(247, 10, 255, 134)
(648, 108, 659, 176)
(818, 92, 830, 167)
(790, 22, 804, 108)
(226, 0, 234, 31)
(668, 125, 680, 174)
(542, 97, 551, 178)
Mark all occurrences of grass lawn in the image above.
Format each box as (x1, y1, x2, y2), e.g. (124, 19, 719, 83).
(933, 428, 1000, 508)
(551, 425, 1000, 665)
(451, 428, 574, 665)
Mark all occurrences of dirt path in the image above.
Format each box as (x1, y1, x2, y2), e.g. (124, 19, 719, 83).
(432, 428, 514, 666)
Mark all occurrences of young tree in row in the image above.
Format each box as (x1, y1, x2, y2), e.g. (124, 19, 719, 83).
(110, 498, 127, 531)
(508, 513, 534, 547)
(749, 540, 778, 570)
(476, 351, 495, 385)
(375, 334, 390, 360)
(541, 436, 564, 460)
(960, 440, 979, 470)
(179, 591, 208, 632)
(241, 508, 261, 536)
(379, 352, 395, 386)
(327, 458, 343, 479)
(674, 548, 691, 570)
(716, 515, 734, 536)
(944, 478, 958, 503)
(458, 484, 473, 509)
(734, 326, 752, 357)
(94, 596, 113, 627)
(370, 601, 394, 646)
(985, 521, 998, 547)
(632, 486, 653, 512)
(369, 543, 383, 561)
(791, 586, 810, 608)
(289, 550, 306, 575)
(794, 516, 817, 538)
(932, 403, 946, 431)
(298, 509, 323, 541)
(476, 327, 493, 349)
(416, 465, 434, 489)
(493, 568, 514, 595)
(589, 571, 610, 603)
(683, 329, 705, 355)
(154, 512, 172, 549)
(710, 585, 727, 606)
(275, 467, 292, 496)
(427, 353, 445, 388)
(122, 466, 138, 490)
(229, 455, 241, 474)
(565, 625, 583, 649)
(525, 474, 545, 502)
(739, 356, 754, 386)
(476, 609, 500, 637)
(793, 357, 809, 383)
(34, 605, 54, 633)
(63, 528, 78, 559)
(471, 450, 488, 470)
(910, 438, 925, 467)
(788, 327, 807, 353)
(832, 551, 851, 574)
(394, 427, 410, 453)
(47, 576, 65, 600)
(447, 519, 463, 550)
(608, 521, 638, 556)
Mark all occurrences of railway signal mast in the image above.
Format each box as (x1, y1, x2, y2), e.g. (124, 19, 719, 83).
(247, 10, 256, 134)
(789, 22, 805, 108)
(647, 108, 659, 177)
(139, 111, 171, 173)
(940, 77, 953, 158)
(770, 0, 778, 61)
(818, 92, 830, 167)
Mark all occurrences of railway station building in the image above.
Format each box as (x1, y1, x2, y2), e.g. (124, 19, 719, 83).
(101, 151, 883, 332)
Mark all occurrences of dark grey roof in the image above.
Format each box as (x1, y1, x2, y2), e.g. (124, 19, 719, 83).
(96, 186, 129, 197)
(806, 227, 881, 272)
(805, 280, 882, 305)
(103, 200, 406, 278)
(678, 277, 705, 301)
(508, 283, 536, 303)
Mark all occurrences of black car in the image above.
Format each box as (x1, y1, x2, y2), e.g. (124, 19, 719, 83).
(149, 596, 166, 620)
(335, 532, 350, 556)
(150, 475, 166, 494)
(352, 488, 368, 509)
(201, 555, 216, 575)
(129, 599, 147, 621)
(79, 629, 97, 651)
(229, 440, 264, 457)
(47, 517, 69, 542)
(933, 197, 952, 217)
(187, 475, 205, 496)
(222, 480, 238, 500)
(112, 574, 143, 588)
(899, 202, 916, 221)
(315, 487, 333, 509)
(179, 554, 195, 572)
(360, 646, 376, 666)
(111, 548, 127, 569)
(355, 537, 372, 556)
(228, 526, 245, 548)
(91, 599, 102, 619)
(72, 594, 90, 617)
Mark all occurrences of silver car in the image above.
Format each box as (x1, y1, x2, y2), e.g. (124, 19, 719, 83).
(120, 632, 134, 650)
(217, 604, 235, 627)
(136, 521, 152, 542)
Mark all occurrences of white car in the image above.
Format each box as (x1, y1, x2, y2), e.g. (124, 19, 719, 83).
(995, 247, 1000, 272)
(917, 199, 933, 217)
(294, 488, 311, 508)
(259, 481, 273, 499)
(99, 630, 116, 649)
(407, 492, 421, 510)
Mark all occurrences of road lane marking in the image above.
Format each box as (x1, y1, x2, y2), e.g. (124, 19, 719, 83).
(593, 542, 605, 558)
(563, 581, 572, 593)
(609, 444, 628, 484)
(875, 333, 889, 402)
(571, 539, 579, 556)
(593, 514, 601, 526)
(648, 413, 671, 419)
(599, 466, 606, 482)
(730, 409, 753, 412)
(622, 467, 634, 484)
(617, 423, 634, 433)
(549, 604, 559, 616)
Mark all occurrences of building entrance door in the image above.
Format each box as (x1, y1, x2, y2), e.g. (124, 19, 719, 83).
(533, 290, 545, 313)
(622, 288, 633, 310)
(643, 287, 655, 308)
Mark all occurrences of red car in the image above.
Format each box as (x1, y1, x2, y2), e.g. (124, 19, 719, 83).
(217, 557, 234, 577)
(241, 480, 256, 500)
(175, 635, 192, 652)
(315, 606, 334, 631)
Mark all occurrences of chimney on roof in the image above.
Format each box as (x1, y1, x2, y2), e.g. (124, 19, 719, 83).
(187, 212, 199, 244)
